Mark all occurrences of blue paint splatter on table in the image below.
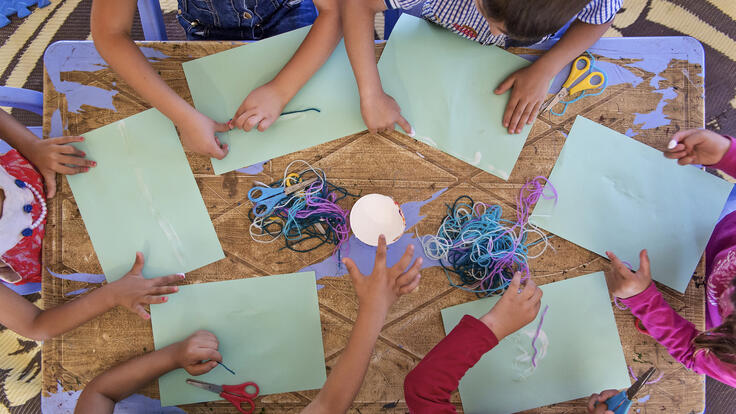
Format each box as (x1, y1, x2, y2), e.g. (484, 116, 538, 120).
(47, 269, 106, 284)
(299, 188, 447, 282)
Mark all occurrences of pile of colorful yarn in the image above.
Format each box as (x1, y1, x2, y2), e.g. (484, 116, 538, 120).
(421, 176, 557, 296)
(248, 160, 357, 256)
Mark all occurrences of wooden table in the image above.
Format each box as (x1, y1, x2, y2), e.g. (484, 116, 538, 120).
(42, 38, 707, 413)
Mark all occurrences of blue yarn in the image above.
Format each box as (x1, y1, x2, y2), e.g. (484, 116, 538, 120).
(423, 196, 539, 297)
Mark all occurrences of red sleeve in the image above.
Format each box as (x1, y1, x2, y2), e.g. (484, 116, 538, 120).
(404, 315, 499, 413)
(710, 135, 736, 177)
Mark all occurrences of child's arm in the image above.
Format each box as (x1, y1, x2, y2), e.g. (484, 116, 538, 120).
(90, 0, 231, 159)
(496, 19, 612, 134)
(302, 235, 422, 414)
(664, 129, 736, 175)
(0, 252, 182, 341)
(606, 250, 736, 387)
(74, 330, 221, 413)
(341, 0, 412, 134)
(231, 0, 342, 132)
(404, 272, 542, 412)
(0, 109, 94, 198)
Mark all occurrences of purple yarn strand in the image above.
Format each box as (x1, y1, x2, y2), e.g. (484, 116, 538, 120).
(531, 304, 549, 368)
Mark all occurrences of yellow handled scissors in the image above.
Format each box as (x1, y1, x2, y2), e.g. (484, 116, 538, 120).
(540, 54, 606, 115)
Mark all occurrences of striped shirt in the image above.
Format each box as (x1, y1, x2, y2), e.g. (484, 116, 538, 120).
(384, 0, 623, 46)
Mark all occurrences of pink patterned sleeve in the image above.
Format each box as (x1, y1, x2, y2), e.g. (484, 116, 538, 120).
(621, 283, 736, 386)
(710, 135, 736, 177)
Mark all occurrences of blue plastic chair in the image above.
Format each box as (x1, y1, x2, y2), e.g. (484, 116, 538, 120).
(137, 0, 167, 41)
(0, 85, 43, 138)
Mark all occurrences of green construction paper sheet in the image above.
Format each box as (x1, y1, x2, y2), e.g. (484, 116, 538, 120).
(183, 26, 364, 175)
(441, 272, 630, 414)
(67, 109, 224, 282)
(377, 15, 537, 180)
(150, 272, 326, 407)
(529, 116, 731, 293)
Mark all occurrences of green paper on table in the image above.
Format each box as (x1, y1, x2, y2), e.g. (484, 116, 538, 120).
(441, 272, 629, 414)
(183, 26, 365, 175)
(530, 116, 731, 292)
(377, 15, 537, 180)
(151, 272, 326, 407)
(67, 109, 224, 282)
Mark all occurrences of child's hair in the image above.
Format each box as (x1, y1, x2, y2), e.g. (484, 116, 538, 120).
(478, 0, 591, 41)
(693, 278, 736, 364)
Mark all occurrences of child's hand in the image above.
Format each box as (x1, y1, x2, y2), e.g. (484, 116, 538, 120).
(586, 389, 618, 413)
(663, 129, 730, 166)
(604, 250, 652, 299)
(479, 272, 542, 340)
(359, 92, 412, 135)
(26, 136, 96, 198)
(171, 330, 222, 375)
(343, 235, 422, 314)
(231, 82, 288, 133)
(177, 111, 232, 160)
(495, 64, 553, 134)
(108, 252, 185, 319)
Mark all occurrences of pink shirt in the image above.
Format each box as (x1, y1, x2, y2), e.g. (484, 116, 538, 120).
(621, 135, 736, 387)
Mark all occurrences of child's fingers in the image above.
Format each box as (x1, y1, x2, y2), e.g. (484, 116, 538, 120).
(526, 101, 541, 125)
(257, 116, 276, 132)
(638, 249, 651, 275)
(396, 258, 423, 286)
(509, 101, 529, 134)
(142, 295, 168, 305)
(586, 393, 601, 412)
(58, 144, 86, 157)
(50, 136, 84, 145)
(59, 155, 95, 168)
(153, 273, 186, 286)
(233, 110, 256, 130)
(57, 164, 88, 175)
(509, 271, 522, 291)
(530, 286, 543, 306)
(134, 305, 151, 320)
(148, 285, 179, 296)
(392, 244, 415, 273)
(663, 149, 688, 160)
(203, 349, 223, 363)
(519, 101, 535, 130)
(375, 234, 388, 269)
(397, 115, 412, 135)
(398, 274, 421, 294)
(343, 258, 363, 287)
(129, 252, 145, 274)
(503, 98, 520, 130)
(604, 251, 626, 277)
(494, 74, 515, 95)
(677, 155, 696, 166)
(668, 129, 700, 148)
(243, 114, 265, 132)
(188, 361, 219, 376)
(521, 276, 537, 299)
(42, 171, 57, 199)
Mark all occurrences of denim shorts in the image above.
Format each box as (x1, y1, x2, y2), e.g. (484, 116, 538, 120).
(177, 0, 318, 41)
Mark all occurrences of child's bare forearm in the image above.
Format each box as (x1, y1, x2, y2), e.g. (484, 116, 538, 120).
(269, 0, 342, 103)
(91, 0, 195, 126)
(0, 282, 118, 341)
(74, 344, 180, 414)
(341, 0, 386, 99)
(533, 20, 613, 78)
(0, 109, 41, 157)
(303, 305, 387, 413)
